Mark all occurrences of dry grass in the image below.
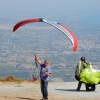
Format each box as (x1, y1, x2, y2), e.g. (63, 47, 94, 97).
(0, 75, 35, 83)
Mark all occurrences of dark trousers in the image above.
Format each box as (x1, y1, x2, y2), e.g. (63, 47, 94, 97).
(75, 75, 82, 90)
(41, 79, 48, 99)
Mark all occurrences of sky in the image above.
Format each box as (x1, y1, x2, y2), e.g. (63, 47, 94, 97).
(0, 0, 100, 24)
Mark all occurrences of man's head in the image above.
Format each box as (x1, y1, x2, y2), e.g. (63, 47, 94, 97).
(44, 60, 49, 67)
(80, 57, 86, 62)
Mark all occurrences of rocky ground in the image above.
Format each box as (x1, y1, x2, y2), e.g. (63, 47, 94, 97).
(0, 81, 100, 100)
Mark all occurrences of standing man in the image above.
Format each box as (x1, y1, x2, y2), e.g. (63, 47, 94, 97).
(75, 57, 88, 91)
(34, 54, 51, 100)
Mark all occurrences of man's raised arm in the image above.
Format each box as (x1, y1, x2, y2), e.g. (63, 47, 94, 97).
(34, 54, 41, 64)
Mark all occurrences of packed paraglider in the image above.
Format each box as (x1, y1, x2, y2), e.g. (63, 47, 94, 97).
(75, 57, 100, 91)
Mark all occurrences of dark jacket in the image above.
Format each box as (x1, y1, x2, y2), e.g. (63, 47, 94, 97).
(75, 60, 88, 77)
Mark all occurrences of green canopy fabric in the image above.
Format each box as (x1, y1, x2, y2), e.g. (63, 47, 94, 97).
(80, 65, 100, 84)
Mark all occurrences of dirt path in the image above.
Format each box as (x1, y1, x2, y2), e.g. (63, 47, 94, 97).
(0, 82, 100, 100)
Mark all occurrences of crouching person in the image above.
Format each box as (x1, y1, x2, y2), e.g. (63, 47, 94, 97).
(75, 57, 89, 91)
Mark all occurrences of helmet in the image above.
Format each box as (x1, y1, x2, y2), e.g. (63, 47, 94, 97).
(80, 57, 86, 62)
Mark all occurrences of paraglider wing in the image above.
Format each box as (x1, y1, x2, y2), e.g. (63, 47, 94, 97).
(13, 18, 78, 51)
(42, 19, 77, 51)
(59, 24, 77, 51)
(13, 18, 40, 32)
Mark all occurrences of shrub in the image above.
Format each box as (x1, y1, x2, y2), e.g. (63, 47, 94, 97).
(0, 77, 5, 82)
(5, 75, 16, 82)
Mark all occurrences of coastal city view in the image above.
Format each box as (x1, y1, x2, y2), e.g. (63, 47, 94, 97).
(0, 17, 100, 82)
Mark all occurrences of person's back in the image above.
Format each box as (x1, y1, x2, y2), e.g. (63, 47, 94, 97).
(75, 57, 88, 91)
(75, 60, 86, 80)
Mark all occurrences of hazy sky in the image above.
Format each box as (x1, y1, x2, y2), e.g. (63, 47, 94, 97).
(0, 0, 100, 24)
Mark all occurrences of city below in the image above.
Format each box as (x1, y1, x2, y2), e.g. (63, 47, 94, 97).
(0, 17, 100, 82)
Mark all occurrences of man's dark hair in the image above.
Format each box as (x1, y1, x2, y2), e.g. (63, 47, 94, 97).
(80, 57, 86, 62)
